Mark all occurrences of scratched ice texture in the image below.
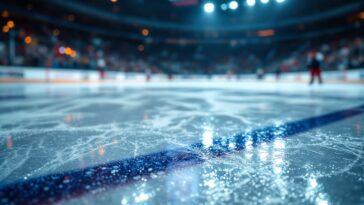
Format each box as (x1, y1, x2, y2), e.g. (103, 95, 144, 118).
(0, 82, 364, 205)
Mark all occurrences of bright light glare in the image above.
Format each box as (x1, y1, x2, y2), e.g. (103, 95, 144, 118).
(261, 0, 269, 4)
(204, 2, 215, 13)
(229, 1, 239, 10)
(276, 0, 285, 3)
(58, 47, 65, 54)
(247, 0, 256, 7)
(202, 127, 213, 148)
(220, 3, 228, 10)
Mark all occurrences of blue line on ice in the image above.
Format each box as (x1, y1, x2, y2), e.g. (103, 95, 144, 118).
(1, 104, 364, 204)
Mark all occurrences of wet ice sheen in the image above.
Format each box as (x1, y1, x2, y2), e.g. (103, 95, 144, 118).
(0, 82, 364, 205)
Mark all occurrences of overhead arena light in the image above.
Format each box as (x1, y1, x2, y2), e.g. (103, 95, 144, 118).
(229, 1, 239, 10)
(203, 2, 215, 13)
(221, 3, 228, 11)
(276, 0, 285, 3)
(261, 0, 269, 4)
(247, 0, 256, 7)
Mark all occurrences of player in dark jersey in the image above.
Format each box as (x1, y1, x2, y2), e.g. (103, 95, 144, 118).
(308, 53, 323, 84)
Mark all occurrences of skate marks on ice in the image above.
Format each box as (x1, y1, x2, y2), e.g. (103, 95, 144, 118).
(1, 102, 364, 204)
(0, 86, 364, 204)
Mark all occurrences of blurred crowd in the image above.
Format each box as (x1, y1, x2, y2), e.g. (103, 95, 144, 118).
(269, 37, 364, 74)
(0, 23, 363, 75)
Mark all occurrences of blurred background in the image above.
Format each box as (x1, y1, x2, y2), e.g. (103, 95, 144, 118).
(0, 0, 363, 82)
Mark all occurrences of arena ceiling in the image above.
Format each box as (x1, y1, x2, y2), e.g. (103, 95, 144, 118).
(1, 0, 363, 42)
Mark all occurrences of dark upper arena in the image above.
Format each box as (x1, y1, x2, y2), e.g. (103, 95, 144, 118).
(0, 0, 363, 74)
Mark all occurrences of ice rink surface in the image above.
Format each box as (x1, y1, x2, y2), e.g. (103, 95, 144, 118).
(0, 81, 364, 205)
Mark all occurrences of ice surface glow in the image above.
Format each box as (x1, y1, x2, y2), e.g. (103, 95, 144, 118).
(0, 82, 364, 205)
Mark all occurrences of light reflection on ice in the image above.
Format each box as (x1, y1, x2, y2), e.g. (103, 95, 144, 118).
(273, 138, 285, 149)
(205, 179, 216, 189)
(121, 198, 127, 205)
(244, 136, 254, 159)
(202, 127, 214, 148)
(309, 178, 318, 188)
(134, 192, 150, 203)
(6, 135, 13, 149)
(245, 137, 253, 150)
(272, 138, 285, 175)
(98, 147, 106, 156)
(0, 84, 363, 204)
(64, 113, 82, 124)
(318, 199, 329, 205)
(305, 176, 330, 205)
(258, 143, 269, 162)
(228, 142, 235, 150)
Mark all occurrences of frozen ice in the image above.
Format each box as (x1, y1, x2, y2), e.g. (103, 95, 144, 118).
(0, 82, 363, 204)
